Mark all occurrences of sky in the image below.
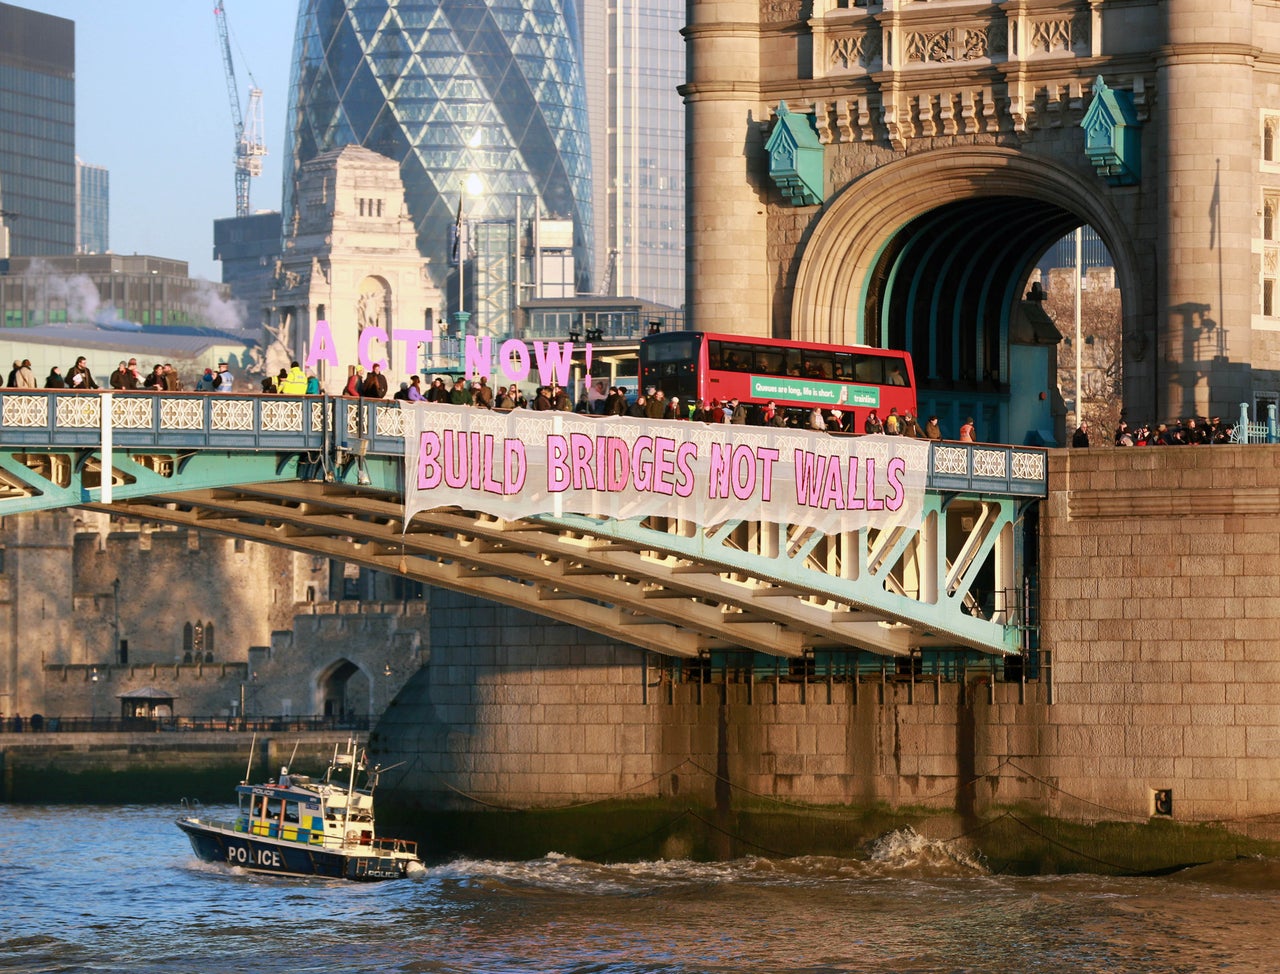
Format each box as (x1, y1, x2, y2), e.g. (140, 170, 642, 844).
(17, 1, 299, 282)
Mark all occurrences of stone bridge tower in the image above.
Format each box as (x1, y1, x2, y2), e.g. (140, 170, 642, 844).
(684, 0, 1279, 434)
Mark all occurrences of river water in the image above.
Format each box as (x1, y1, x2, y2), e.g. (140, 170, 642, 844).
(4, 804, 1280, 973)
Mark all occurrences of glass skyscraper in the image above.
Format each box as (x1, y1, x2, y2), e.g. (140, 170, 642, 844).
(598, 0, 684, 311)
(75, 157, 108, 255)
(284, 0, 594, 336)
(0, 2, 75, 258)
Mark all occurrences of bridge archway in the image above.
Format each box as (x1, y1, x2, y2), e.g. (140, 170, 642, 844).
(793, 147, 1144, 442)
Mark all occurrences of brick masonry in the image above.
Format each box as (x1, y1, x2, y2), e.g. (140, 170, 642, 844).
(380, 589, 1049, 821)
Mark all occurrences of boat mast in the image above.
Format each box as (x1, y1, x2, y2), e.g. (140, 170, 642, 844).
(243, 732, 257, 784)
(342, 738, 355, 848)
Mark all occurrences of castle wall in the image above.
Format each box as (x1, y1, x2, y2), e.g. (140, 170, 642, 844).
(0, 510, 427, 720)
(35, 601, 427, 721)
(0, 511, 76, 721)
(71, 520, 301, 669)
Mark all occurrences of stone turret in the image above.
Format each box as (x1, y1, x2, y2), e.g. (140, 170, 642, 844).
(682, 0, 770, 333)
(270, 145, 442, 392)
(1154, 0, 1256, 422)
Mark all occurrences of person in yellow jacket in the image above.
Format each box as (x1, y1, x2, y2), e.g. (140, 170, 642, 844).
(279, 361, 308, 395)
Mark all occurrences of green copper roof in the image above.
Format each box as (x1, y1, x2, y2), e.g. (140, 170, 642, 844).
(1081, 76, 1141, 187)
(765, 102, 825, 206)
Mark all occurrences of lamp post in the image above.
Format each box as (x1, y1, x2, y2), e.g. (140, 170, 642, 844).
(112, 577, 121, 664)
(455, 171, 485, 335)
(1074, 226, 1083, 428)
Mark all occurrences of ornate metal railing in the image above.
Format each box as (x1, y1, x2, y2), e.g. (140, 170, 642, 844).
(0, 390, 1049, 498)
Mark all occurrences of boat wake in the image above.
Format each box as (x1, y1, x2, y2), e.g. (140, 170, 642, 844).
(863, 825, 988, 876)
(426, 828, 987, 896)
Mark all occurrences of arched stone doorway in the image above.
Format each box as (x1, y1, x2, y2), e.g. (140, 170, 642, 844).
(316, 658, 372, 719)
(791, 147, 1143, 443)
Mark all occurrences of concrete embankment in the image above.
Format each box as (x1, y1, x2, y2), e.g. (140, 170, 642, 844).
(0, 731, 346, 803)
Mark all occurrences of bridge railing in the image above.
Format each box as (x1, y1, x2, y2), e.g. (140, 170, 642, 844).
(928, 441, 1046, 497)
(1232, 402, 1279, 444)
(0, 390, 408, 455)
(0, 390, 1049, 498)
(0, 713, 372, 734)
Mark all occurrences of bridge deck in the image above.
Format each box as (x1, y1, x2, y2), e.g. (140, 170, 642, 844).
(0, 391, 1047, 659)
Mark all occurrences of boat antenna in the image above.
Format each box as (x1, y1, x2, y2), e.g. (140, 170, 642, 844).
(286, 740, 300, 774)
(242, 732, 257, 784)
(341, 738, 357, 849)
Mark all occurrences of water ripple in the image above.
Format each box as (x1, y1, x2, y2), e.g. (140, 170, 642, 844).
(5, 806, 1280, 973)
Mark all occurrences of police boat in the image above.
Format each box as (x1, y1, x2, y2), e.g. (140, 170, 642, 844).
(176, 739, 425, 881)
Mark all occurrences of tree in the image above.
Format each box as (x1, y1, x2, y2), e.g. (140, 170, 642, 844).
(1041, 267, 1124, 440)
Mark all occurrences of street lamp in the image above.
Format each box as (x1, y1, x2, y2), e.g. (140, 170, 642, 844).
(1073, 226, 1083, 428)
(456, 171, 485, 334)
(112, 577, 122, 664)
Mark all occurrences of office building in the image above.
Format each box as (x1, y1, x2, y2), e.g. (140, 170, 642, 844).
(75, 157, 108, 255)
(213, 210, 282, 332)
(0, 254, 239, 330)
(0, 2, 75, 257)
(284, 0, 594, 338)
(582, 0, 685, 311)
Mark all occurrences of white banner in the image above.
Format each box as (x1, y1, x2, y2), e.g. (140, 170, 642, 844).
(403, 404, 929, 534)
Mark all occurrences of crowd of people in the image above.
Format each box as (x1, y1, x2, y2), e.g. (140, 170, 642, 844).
(4, 356, 244, 392)
(1108, 417, 1236, 446)
(395, 378, 969, 439)
(6, 358, 985, 440)
(1065, 417, 1239, 447)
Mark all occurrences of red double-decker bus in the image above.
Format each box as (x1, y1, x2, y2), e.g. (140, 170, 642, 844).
(639, 331, 917, 428)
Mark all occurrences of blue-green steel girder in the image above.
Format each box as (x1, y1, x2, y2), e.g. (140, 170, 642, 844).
(0, 448, 387, 516)
(532, 488, 1030, 656)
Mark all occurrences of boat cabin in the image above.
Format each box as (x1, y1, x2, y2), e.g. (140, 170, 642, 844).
(233, 778, 374, 847)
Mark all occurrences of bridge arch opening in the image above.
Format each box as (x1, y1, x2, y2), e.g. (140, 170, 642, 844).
(793, 147, 1138, 444)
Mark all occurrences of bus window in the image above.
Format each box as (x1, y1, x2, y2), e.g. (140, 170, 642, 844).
(886, 358, 909, 386)
(756, 350, 785, 375)
(722, 343, 754, 372)
(833, 353, 853, 380)
(784, 349, 802, 375)
(708, 340, 725, 369)
(650, 337, 696, 363)
(854, 355, 884, 383)
(803, 352, 835, 379)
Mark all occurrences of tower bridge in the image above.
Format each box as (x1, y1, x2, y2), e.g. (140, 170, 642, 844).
(685, 0, 1280, 440)
(0, 390, 1046, 661)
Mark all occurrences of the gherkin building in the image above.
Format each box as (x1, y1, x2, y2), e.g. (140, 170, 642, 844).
(284, 0, 594, 332)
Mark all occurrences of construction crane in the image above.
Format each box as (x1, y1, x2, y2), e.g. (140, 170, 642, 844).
(214, 2, 267, 218)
